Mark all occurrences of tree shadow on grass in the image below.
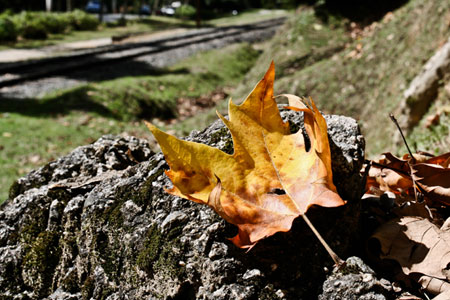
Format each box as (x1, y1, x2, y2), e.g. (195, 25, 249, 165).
(0, 86, 115, 119)
(62, 62, 190, 83)
(136, 18, 200, 29)
(0, 65, 191, 119)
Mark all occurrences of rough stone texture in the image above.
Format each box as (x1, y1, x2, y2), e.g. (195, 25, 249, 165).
(1, 110, 366, 299)
(397, 37, 450, 132)
(319, 257, 396, 300)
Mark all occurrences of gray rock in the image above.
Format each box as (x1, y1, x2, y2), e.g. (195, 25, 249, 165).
(325, 114, 366, 201)
(0, 111, 365, 299)
(319, 257, 395, 300)
(48, 288, 82, 300)
(397, 37, 450, 133)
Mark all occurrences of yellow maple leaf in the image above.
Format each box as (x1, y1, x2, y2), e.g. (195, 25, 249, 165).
(146, 62, 345, 249)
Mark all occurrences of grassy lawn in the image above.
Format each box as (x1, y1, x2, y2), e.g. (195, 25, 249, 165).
(208, 9, 289, 26)
(0, 9, 290, 50)
(0, 43, 260, 203)
(0, 113, 147, 198)
(407, 88, 450, 155)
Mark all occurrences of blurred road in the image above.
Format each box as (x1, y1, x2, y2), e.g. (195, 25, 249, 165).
(94, 13, 140, 23)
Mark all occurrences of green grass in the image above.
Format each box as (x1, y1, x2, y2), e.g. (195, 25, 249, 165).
(0, 9, 290, 50)
(208, 9, 290, 26)
(40, 43, 260, 121)
(177, 7, 350, 136)
(0, 16, 193, 50)
(408, 112, 450, 155)
(0, 43, 260, 203)
(0, 112, 153, 201)
(232, 0, 450, 156)
(407, 82, 450, 155)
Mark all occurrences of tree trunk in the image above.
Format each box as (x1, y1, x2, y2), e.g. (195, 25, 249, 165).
(99, 0, 104, 22)
(66, 0, 72, 11)
(46, 0, 52, 11)
(152, 0, 160, 15)
(122, 0, 128, 17)
(195, 0, 201, 28)
(138, 0, 143, 17)
(112, 0, 117, 13)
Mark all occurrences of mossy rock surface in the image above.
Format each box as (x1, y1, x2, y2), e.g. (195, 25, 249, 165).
(0, 111, 366, 299)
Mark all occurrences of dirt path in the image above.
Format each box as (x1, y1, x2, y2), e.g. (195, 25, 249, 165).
(0, 29, 192, 63)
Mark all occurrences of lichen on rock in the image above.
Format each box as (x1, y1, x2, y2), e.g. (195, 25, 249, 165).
(0, 112, 369, 299)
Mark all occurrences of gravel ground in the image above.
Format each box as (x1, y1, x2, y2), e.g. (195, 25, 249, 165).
(0, 20, 282, 99)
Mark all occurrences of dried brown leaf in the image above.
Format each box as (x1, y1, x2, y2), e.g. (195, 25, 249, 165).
(371, 217, 450, 297)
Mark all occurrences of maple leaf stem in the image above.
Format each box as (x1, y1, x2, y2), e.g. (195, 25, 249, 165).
(389, 114, 416, 164)
(390, 114, 426, 201)
(300, 213, 344, 266)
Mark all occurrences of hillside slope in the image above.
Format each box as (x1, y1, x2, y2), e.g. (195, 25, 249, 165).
(232, 0, 450, 156)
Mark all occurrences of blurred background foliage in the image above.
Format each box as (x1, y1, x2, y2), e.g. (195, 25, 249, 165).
(0, 0, 408, 21)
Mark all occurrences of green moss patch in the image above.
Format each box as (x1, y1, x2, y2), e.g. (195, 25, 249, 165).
(101, 196, 126, 228)
(21, 231, 61, 298)
(114, 160, 165, 211)
(137, 224, 186, 279)
(81, 275, 95, 299)
(93, 231, 123, 282)
(18, 203, 50, 246)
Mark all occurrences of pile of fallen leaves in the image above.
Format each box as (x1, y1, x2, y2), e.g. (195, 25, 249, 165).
(146, 62, 450, 299)
(365, 149, 450, 299)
